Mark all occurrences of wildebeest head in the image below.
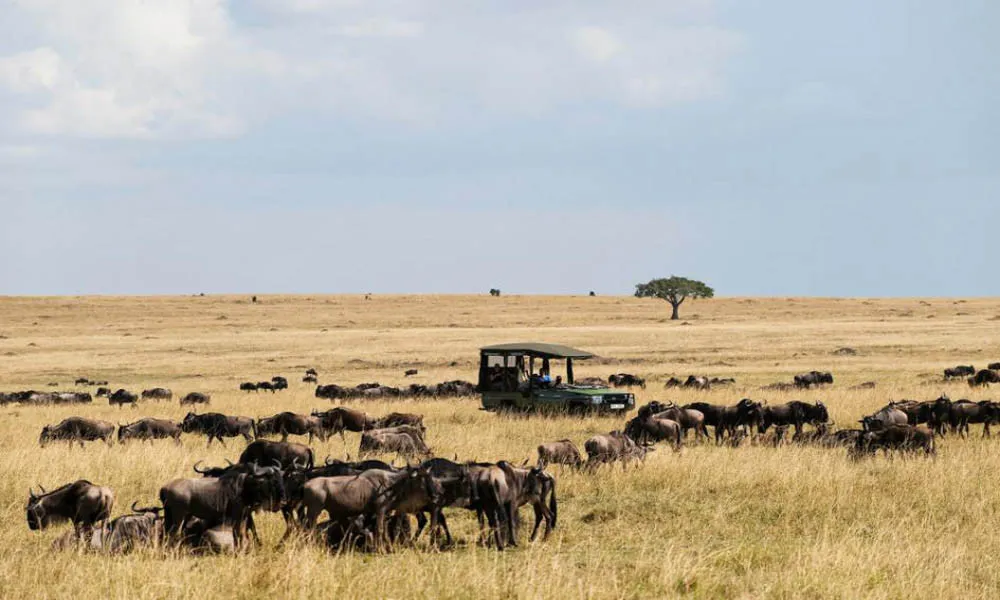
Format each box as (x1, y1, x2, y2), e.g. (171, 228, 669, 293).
(179, 412, 202, 433)
(813, 402, 829, 424)
(25, 487, 57, 530)
(193, 460, 238, 478)
(243, 464, 286, 512)
(38, 426, 52, 447)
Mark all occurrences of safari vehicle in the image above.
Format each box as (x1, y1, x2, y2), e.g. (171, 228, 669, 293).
(478, 343, 635, 414)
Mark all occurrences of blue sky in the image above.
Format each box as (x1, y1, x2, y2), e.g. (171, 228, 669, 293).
(0, 1, 997, 296)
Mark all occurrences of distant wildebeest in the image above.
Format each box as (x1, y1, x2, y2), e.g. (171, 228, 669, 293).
(303, 374, 318, 383)
(306, 368, 318, 376)
(257, 381, 275, 393)
(537, 440, 584, 468)
(758, 401, 829, 435)
(180, 412, 256, 446)
(40, 417, 115, 447)
(608, 373, 645, 389)
(272, 376, 289, 390)
(968, 369, 1000, 388)
(489, 288, 501, 297)
(26, 480, 114, 541)
(239, 382, 258, 392)
(359, 430, 431, 459)
(255, 412, 329, 443)
(794, 371, 834, 388)
(989, 362, 1000, 371)
(239, 440, 314, 471)
(180, 392, 211, 405)
(584, 431, 651, 470)
(301, 466, 443, 550)
(944, 365, 976, 380)
(159, 464, 286, 549)
(75, 377, 90, 386)
(52, 391, 92, 404)
(117, 418, 182, 445)
(96, 387, 111, 397)
(405, 369, 418, 377)
(311, 407, 373, 438)
(141, 387, 173, 401)
(368, 412, 425, 431)
(851, 424, 935, 458)
(108, 389, 138, 409)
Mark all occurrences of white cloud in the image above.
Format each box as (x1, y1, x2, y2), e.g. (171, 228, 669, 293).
(0, 0, 742, 139)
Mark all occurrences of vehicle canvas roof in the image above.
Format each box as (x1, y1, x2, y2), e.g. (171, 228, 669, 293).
(479, 342, 594, 359)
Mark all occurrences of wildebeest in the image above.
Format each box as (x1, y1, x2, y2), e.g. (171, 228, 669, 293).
(968, 369, 1000, 388)
(117, 418, 182, 445)
(257, 381, 276, 393)
(272, 376, 289, 390)
(948, 400, 1000, 437)
(584, 431, 651, 470)
(463, 462, 518, 549)
(860, 405, 909, 431)
(405, 369, 419, 377)
(624, 414, 683, 449)
(359, 430, 431, 459)
(851, 424, 935, 458)
(303, 374, 318, 384)
(944, 365, 976, 379)
(40, 417, 115, 447)
(311, 407, 373, 437)
(306, 368, 318, 376)
(301, 466, 443, 550)
(368, 412, 425, 431)
(108, 389, 138, 408)
(608, 373, 646, 389)
(500, 461, 558, 543)
(758, 401, 829, 435)
(74, 377, 91, 386)
(239, 382, 258, 392)
(141, 387, 173, 401)
(256, 412, 329, 443)
(159, 464, 286, 548)
(989, 362, 1000, 371)
(52, 391, 92, 404)
(180, 412, 256, 446)
(180, 392, 211, 405)
(239, 440, 315, 470)
(410, 458, 477, 546)
(794, 371, 834, 388)
(643, 402, 710, 441)
(537, 440, 584, 468)
(96, 387, 111, 397)
(26, 480, 114, 540)
(685, 399, 762, 443)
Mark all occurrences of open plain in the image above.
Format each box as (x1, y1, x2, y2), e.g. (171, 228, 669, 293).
(2, 294, 1000, 599)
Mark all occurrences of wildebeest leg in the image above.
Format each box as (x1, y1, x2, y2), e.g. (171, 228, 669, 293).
(487, 509, 503, 550)
(374, 509, 387, 552)
(217, 436, 227, 447)
(505, 502, 518, 547)
(436, 510, 453, 546)
(246, 513, 261, 546)
(530, 503, 545, 541)
(414, 512, 428, 540)
(280, 431, 289, 443)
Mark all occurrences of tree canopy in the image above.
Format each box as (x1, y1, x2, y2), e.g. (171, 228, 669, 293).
(635, 276, 714, 319)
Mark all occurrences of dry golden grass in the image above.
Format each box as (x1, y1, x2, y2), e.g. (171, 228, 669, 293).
(2, 294, 1000, 599)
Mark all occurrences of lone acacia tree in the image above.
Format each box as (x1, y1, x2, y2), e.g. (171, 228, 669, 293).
(635, 276, 715, 320)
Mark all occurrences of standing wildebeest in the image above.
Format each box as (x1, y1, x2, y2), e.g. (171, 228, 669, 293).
(40, 417, 115, 447)
(948, 400, 1000, 437)
(26, 480, 114, 540)
(989, 362, 1000, 371)
(499, 461, 558, 543)
(685, 399, 761, 443)
(301, 466, 443, 550)
(851, 424, 935, 458)
(968, 369, 1000, 388)
(271, 376, 289, 391)
(239, 440, 315, 470)
(405, 369, 419, 377)
(359, 430, 431, 459)
(410, 458, 477, 547)
(368, 412, 425, 431)
(311, 407, 373, 438)
(180, 412, 256, 446)
(759, 401, 829, 435)
(108, 389, 138, 408)
(303, 375, 318, 384)
(794, 371, 834, 388)
(608, 373, 646, 389)
(860, 405, 909, 431)
(644, 402, 709, 441)
(117, 418, 182, 445)
(180, 392, 211, 405)
(141, 387, 173, 401)
(240, 382, 258, 392)
(256, 412, 329, 443)
(584, 431, 652, 470)
(464, 462, 518, 550)
(159, 465, 286, 549)
(944, 365, 976, 379)
(257, 381, 276, 393)
(537, 440, 584, 468)
(624, 414, 683, 450)
(96, 387, 111, 398)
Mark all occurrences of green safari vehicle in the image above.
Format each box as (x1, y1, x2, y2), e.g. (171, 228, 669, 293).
(478, 342, 635, 414)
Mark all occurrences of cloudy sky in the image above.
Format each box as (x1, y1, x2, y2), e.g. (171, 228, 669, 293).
(0, 1, 997, 296)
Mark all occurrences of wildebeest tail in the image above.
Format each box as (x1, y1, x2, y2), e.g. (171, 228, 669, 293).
(547, 475, 557, 529)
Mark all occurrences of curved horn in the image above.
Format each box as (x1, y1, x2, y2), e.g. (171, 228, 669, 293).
(193, 460, 208, 474)
(324, 455, 333, 466)
(28, 487, 36, 499)
(38, 484, 46, 494)
(225, 458, 234, 466)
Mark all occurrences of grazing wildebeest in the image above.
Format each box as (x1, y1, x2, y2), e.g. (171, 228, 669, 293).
(794, 371, 834, 388)
(311, 407, 373, 438)
(117, 418, 182, 445)
(584, 431, 651, 470)
(682, 375, 711, 390)
(537, 440, 584, 468)
(948, 400, 1000, 437)
(315, 384, 349, 399)
(624, 415, 683, 449)
(359, 430, 431, 459)
(180, 412, 256, 447)
(52, 391, 92, 404)
(405, 369, 419, 377)
(159, 465, 286, 549)
(75, 377, 90, 386)
(239, 440, 315, 471)
(180, 392, 211, 405)
(26, 480, 114, 540)
(608, 373, 646, 389)
(257, 381, 276, 393)
(851, 424, 935, 458)
(860, 405, 909, 431)
(944, 365, 976, 379)
(271, 376, 288, 390)
(499, 461, 557, 543)
(141, 387, 173, 401)
(40, 417, 115, 447)
(758, 401, 829, 435)
(645, 402, 710, 441)
(368, 412, 425, 431)
(108, 389, 138, 408)
(301, 466, 443, 550)
(239, 382, 258, 392)
(255, 412, 329, 443)
(96, 387, 111, 398)
(968, 369, 1000, 388)
(989, 362, 1000, 371)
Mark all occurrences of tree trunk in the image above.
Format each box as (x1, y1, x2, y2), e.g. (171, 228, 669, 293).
(670, 302, 680, 320)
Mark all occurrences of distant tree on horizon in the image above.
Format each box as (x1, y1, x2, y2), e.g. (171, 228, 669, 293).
(635, 276, 714, 320)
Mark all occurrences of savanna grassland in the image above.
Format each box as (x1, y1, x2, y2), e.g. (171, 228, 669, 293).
(1, 294, 1000, 599)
